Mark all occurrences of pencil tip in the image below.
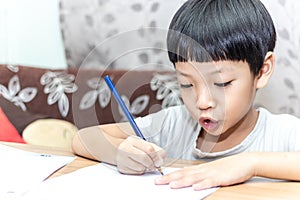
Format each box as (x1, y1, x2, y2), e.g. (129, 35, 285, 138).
(157, 167, 164, 175)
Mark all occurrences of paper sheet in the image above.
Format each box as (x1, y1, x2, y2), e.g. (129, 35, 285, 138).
(22, 163, 218, 200)
(0, 144, 75, 198)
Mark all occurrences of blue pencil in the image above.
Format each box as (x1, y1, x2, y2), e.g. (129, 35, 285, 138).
(104, 75, 145, 140)
(104, 75, 163, 175)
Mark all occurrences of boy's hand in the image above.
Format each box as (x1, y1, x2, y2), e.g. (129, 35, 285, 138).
(155, 153, 257, 190)
(116, 135, 166, 174)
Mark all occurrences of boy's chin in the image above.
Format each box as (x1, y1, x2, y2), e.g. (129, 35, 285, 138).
(201, 128, 224, 138)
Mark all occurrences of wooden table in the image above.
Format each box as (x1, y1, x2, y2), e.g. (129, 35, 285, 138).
(3, 142, 300, 199)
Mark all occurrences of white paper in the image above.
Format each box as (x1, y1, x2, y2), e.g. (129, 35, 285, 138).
(0, 144, 75, 198)
(22, 163, 218, 200)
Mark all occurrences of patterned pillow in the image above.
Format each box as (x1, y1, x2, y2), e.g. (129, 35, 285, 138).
(0, 97, 50, 134)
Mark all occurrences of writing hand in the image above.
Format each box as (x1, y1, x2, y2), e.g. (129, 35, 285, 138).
(155, 153, 257, 190)
(116, 135, 166, 175)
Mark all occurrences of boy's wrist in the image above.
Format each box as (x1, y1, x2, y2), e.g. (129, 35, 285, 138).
(249, 152, 265, 178)
(239, 152, 260, 177)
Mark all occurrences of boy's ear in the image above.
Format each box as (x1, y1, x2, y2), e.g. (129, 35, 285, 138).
(256, 52, 275, 89)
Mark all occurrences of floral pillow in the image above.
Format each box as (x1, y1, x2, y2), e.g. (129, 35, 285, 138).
(0, 97, 50, 134)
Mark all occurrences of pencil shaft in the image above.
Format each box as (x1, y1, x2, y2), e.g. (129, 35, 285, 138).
(104, 75, 163, 175)
(104, 76, 145, 139)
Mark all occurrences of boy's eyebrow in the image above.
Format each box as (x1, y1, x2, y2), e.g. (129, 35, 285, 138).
(176, 68, 230, 77)
(210, 67, 233, 75)
(176, 70, 190, 77)
(210, 69, 223, 75)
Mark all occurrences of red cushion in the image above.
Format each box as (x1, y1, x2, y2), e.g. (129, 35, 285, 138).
(0, 107, 26, 143)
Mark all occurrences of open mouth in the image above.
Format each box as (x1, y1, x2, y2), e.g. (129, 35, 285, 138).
(199, 117, 219, 131)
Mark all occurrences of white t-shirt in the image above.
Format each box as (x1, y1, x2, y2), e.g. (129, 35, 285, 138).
(135, 105, 300, 161)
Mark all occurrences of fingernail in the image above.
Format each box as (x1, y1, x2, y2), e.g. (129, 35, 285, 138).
(155, 176, 163, 183)
(170, 181, 179, 188)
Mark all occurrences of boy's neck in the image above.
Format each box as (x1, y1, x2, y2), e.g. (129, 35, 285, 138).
(197, 109, 259, 153)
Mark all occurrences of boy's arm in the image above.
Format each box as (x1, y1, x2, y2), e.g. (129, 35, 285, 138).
(254, 151, 300, 180)
(155, 151, 300, 190)
(72, 123, 166, 174)
(71, 123, 133, 164)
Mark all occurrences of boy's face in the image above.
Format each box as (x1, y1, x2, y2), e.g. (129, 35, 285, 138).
(175, 61, 259, 137)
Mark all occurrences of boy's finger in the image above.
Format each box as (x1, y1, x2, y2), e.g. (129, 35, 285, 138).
(149, 148, 165, 167)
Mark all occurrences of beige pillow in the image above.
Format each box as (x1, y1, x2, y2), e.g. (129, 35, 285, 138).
(22, 119, 78, 150)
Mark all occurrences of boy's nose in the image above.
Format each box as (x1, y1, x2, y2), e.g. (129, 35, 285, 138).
(196, 87, 216, 111)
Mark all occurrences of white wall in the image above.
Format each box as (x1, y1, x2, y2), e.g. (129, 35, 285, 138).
(0, 0, 67, 69)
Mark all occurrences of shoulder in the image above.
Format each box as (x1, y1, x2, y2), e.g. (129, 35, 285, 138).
(157, 105, 194, 124)
(135, 105, 196, 134)
(257, 107, 300, 132)
(257, 107, 300, 151)
(138, 105, 191, 122)
(161, 105, 191, 117)
(258, 107, 300, 125)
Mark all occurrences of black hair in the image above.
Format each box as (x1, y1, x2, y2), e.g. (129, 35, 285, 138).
(167, 0, 276, 75)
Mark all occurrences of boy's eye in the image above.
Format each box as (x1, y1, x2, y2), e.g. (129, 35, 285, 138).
(180, 83, 193, 88)
(214, 81, 232, 87)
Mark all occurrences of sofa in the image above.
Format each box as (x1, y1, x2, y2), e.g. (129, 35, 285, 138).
(0, 64, 181, 149)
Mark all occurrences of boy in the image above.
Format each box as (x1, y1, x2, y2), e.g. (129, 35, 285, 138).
(72, 0, 300, 190)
